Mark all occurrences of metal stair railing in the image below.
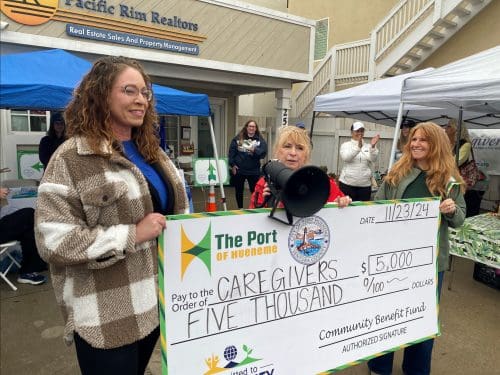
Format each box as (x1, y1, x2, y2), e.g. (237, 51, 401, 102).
(334, 39, 371, 90)
(293, 50, 333, 119)
(373, 0, 434, 61)
(293, 39, 370, 119)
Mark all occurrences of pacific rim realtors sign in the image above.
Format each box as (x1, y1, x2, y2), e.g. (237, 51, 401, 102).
(0, 0, 206, 55)
(64, 0, 199, 31)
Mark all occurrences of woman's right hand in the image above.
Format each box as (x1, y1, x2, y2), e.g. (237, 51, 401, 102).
(439, 198, 457, 216)
(135, 213, 167, 244)
(261, 182, 271, 200)
(231, 165, 239, 175)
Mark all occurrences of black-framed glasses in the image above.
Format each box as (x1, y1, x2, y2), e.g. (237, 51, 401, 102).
(121, 85, 153, 101)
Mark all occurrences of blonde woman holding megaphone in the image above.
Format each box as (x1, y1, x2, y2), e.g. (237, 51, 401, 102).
(249, 125, 351, 210)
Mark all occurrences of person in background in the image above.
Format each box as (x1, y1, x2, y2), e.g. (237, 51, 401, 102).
(0, 187, 47, 285)
(443, 119, 484, 217)
(338, 121, 380, 201)
(228, 119, 268, 208)
(294, 121, 306, 130)
(250, 125, 351, 209)
(35, 56, 190, 375)
(39, 112, 66, 171)
(396, 119, 416, 159)
(368, 122, 465, 375)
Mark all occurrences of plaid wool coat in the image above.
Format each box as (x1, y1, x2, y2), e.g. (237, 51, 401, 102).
(35, 136, 189, 349)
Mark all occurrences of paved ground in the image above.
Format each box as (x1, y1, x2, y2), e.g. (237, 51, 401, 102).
(1, 186, 499, 374)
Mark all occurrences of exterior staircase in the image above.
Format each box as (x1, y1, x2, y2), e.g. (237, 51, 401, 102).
(292, 0, 492, 119)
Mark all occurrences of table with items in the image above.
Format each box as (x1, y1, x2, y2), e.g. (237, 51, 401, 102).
(449, 213, 499, 269)
(0, 186, 38, 218)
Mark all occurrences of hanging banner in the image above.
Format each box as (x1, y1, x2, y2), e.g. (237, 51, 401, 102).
(469, 129, 500, 175)
(160, 198, 441, 374)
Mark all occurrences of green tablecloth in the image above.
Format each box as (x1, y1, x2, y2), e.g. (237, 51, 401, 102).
(449, 213, 500, 269)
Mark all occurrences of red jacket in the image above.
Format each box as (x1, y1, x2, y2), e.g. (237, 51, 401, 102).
(249, 176, 344, 209)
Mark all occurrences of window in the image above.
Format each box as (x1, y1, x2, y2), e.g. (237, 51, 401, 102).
(160, 115, 191, 157)
(314, 18, 329, 61)
(161, 115, 180, 157)
(10, 110, 48, 132)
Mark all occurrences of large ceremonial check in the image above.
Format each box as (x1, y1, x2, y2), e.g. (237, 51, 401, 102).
(159, 197, 441, 374)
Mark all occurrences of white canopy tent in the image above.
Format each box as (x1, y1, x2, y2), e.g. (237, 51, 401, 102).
(401, 45, 500, 116)
(313, 68, 493, 128)
(314, 46, 500, 169)
(394, 45, 500, 167)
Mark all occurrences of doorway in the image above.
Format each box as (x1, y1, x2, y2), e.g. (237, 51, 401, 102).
(197, 98, 226, 158)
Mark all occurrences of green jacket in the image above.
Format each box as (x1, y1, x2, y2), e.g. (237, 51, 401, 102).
(375, 167, 465, 272)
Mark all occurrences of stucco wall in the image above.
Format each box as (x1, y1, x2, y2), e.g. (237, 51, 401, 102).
(239, 91, 276, 117)
(288, 0, 399, 47)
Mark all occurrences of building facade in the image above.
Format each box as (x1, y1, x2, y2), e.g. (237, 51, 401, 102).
(0, 0, 315, 180)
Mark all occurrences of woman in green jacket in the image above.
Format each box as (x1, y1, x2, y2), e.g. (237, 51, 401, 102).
(368, 122, 465, 375)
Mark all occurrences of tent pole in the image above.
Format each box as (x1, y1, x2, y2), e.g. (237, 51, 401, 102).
(208, 115, 227, 211)
(388, 102, 405, 170)
(309, 111, 317, 141)
(455, 107, 463, 165)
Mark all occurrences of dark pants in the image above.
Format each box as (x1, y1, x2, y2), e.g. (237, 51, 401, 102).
(339, 182, 372, 201)
(232, 174, 259, 208)
(74, 326, 160, 375)
(0, 208, 46, 274)
(464, 189, 483, 217)
(368, 272, 444, 375)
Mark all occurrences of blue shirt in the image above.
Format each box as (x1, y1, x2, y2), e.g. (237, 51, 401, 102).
(122, 140, 168, 211)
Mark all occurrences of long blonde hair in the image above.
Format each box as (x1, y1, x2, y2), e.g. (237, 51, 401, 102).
(385, 122, 465, 197)
(274, 125, 311, 163)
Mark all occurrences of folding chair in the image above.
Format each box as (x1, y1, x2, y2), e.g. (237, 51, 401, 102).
(0, 241, 21, 291)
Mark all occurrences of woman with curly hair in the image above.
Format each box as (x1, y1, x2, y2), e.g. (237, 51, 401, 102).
(35, 56, 190, 374)
(368, 122, 466, 375)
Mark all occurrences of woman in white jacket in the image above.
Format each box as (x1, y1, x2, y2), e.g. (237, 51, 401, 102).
(339, 121, 380, 201)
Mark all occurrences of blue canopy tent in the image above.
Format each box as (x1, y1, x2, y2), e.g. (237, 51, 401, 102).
(1, 49, 226, 209)
(152, 83, 209, 117)
(0, 49, 211, 116)
(0, 49, 91, 111)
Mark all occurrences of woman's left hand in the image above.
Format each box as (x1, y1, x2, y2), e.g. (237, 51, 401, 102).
(335, 195, 352, 208)
(440, 198, 456, 215)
